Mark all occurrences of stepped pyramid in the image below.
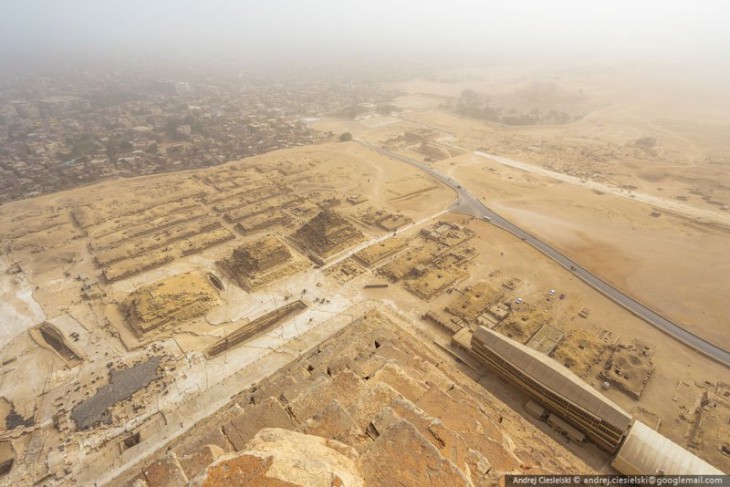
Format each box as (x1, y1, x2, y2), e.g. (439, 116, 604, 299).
(291, 209, 365, 260)
(217, 236, 294, 291)
(124, 272, 220, 336)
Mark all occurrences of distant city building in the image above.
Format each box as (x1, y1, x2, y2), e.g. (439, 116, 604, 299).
(175, 81, 190, 94)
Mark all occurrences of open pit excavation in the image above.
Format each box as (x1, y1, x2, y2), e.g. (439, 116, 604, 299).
(70, 357, 163, 430)
(205, 301, 307, 359)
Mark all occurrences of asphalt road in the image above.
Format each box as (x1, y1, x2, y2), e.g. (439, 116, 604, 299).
(357, 139, 730, 368)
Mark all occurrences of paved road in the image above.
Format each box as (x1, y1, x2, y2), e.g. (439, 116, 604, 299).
(357, 139, 730, 368)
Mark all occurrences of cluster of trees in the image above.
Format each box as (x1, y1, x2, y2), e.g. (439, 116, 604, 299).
(335, 103, 400, 119)
(64, 133, 104, 159)
(165, 114, 204, 138)
(375, 104, 399, 115)
(453, 89, 577, 126)
(335, 104, 369, 119)
(63, 133, 138, 161)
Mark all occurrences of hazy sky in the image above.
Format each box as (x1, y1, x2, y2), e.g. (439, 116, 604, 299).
(1, 0, 729, 67)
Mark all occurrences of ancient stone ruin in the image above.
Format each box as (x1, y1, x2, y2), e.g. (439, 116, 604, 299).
(217, 236, 302, 291)
(291, 209, 365, 262)
(124, 272, 221, 336)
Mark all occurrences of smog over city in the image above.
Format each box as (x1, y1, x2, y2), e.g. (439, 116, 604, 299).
(0, 1, 728, 485)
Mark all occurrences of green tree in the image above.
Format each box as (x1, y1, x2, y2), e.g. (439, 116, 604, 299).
(459, 89, 481, 107)
(336, 104, 368, 119)
(376, 104, 399, 115)
(339, 132, 353, 142)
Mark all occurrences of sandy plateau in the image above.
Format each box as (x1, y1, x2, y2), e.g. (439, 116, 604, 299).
(0, 65, 729, 484)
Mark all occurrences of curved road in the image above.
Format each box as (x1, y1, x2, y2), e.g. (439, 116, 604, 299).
(357, 139, 730, 368)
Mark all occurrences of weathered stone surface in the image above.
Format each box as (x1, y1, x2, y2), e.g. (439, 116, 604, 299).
(300, 400, 362, 446)
(348, 382, 402, 429)
(288, 370, 368, 423)
(361, 418, 471, 486)
(223, 398, 295, 451)
(369, 363, 428, 403)
(194, 453, 295, 487)
(174, 425, 234, 458)
(142, 451, 188, 487)
(178, 445, 224, 481)
(194, 428, 364, 487)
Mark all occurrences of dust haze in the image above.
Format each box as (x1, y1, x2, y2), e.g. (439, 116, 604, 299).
(1, 1, 729, 485)
(2, 1, 730, 65)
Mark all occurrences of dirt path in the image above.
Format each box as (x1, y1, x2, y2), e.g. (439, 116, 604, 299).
(475, 151, 730, 228)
